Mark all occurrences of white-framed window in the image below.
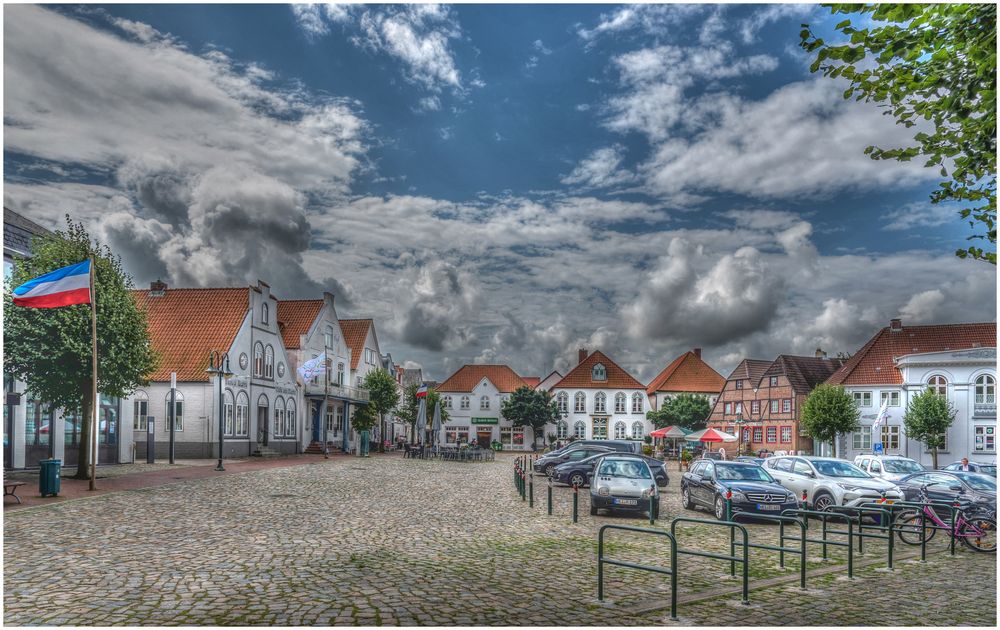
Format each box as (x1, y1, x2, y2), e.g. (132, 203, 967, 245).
(751, 400, 760, 414)
(631, 392, 643, 414)
(780, 426, 792, 443)
(724, 402, 732, 414)
(631, 421, 644, 439)
(782, 399, 791, 413)
(974, 425, 995, 452)
(286, 400, 296, 438)
(881, 425, 900, 450)
(853, 431, 872, 451)
(766, 426, 777, 443)
(499, 427, 523, 447)
(164, 391, 184, 431)
(557, 392, 568, 413)
(735, 380, 744, 390)
(880, 391, 901, 407)
(254, 342, 264, 377)
(573, 420, 586, 439)
(735, 403, 743, 415)
(594, 392, 607, 414)
(592, 363, 607, 381)
(460, 396, 470, 410)
(923, 430, 948, 453)
(614, 421, 627, 439)
(446, 426, 470, 445)
(235, 391, 249, 436)
(557, 421, 568, 439)
(853, 391, 872, 407)
(324, 325, 334, 349)
(264, 345, 274, 379)
(273, 397, 285, 438)
(133, 391, 149, 431)
(927, 375, 948, 397)
(443, 396, 452, 409)
(769, 376, 779, 387)
(574, 391, 586, 413)
(770, 399, 779, 413)
(975, 375, 996, 404)
(753, 427, 762, 442)
(592, 417, 608, 440)
(223, 390, 235, 436)
(335, 406, 344, 434)
(480, 395, 490, 410)
(325, 404, 335, 433)
(261, 302, 269, 325)
(337, 362, 345, 385)
(614, 392, 626, 414)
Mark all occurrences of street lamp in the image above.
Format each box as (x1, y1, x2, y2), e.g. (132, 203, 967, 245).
(207, 351, 234, 472)
(735, 412, 746, 456)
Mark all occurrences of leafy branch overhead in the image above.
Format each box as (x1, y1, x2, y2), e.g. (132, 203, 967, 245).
(802, 3, 996, 264)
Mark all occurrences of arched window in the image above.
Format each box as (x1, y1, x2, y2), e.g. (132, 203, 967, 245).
(573, 420, 586, 438)
(556, 391, 568, 413)
(614, 392, 626, 413)
(223, 390, 234, 436)
(631, 421, 644, 439)
(632, 392, 644, 414)
(592, 363, 607, 381)
(443, 396, 452, 409)
(557, 421, 568, 439)
(461, 396, 470, 410)
(264, 345, 274, 379)
(976, 375, 996, 404)
(574, 391, 586, 413)
(614, 421, 627, 439)
(480, 395, 490, 410)
(261, 302, 269, 325)
(927, 375, 948, 397)
(324, 325, 334, 349)
(594, 392, 607, 414)
(133, 391, 149, 431)
(286, 400, 296, 438)
(274, 397, 285, 438)
(165, 390, 184, 431)
(236, 391, 249, 436)
(254, 342, 264, 377)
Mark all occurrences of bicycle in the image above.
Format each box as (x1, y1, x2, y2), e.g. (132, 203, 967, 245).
(894, 485, 996, 553)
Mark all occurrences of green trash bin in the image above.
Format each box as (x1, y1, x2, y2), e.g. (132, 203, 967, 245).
(39, 459, 61, 497)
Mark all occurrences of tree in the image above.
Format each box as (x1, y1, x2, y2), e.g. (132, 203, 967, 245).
(501, 386, 560, 447)
(362, 368, 400, 452)
(647, 393, 712, 431)
(801, 4, 996, 264)
(396, 382, 448, 443)
(800, 385, 861, 458)
(903, 388, 957, 469)
(4, 218, 157, 479)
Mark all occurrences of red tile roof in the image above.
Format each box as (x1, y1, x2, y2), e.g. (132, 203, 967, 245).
(827, 322, 997, 386)
(437, 365, 530, 393)
(132, 288, 248, 382)
(339, 319, 372, 370)
(522, 376, 541, 389)
(553, 350, 644, 390)
(276, 300, 323, 350)
(646, 351, 726, 395)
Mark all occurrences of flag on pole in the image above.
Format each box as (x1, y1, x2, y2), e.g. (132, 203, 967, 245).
(297, 353, 327, 381)
(415, 384, 428, 398)
(871, 399, 888, 452)
(12, 260, 92, 308)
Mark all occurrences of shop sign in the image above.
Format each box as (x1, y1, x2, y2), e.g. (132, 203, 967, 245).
(471, 417, 498, 425)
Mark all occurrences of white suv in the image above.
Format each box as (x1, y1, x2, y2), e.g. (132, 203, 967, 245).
(763, 456, 902, 511)
(852, 455, 925, 482)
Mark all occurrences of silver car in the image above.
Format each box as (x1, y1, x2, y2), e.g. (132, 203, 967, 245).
(589, 455, 660, 518)
(763, 456, 902, 510)
(852, 455, 925, 481)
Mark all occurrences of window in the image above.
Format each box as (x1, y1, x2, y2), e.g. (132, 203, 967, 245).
(286, 400, 296, 438)
(735, 403, 743, 415)
(881, 425, 900, 450)
(792, 460, 813, 476)
(223, 390, 234, 436)
(974, 425, 995, 452)
(782, 399, 791, 413)
(594, 392, 606, 414)
(614, 392, 626, 414)
(631, 392, 643, 414)
(574, 420, 586, 439)
(261, 302, 269, 324)
(853, 391, 872, 407)
(557, 421, 568, 439)
(735, 380, 744, 390)
(976, 375, 996, 404)
(766, 426, 777, 443)
(924, 430, 947, 453)
(235, 392, 249, 436)
(614, 421, 627, 439)
(165, 391, 183, 431)
(574, 392, 586, 413)
(753, 427, 763, 443)
(335, 406, 345, 434)
(264, 345, 274, 379)
(446, 426, 470, 445)
(273, 397, 285, 438)
(133, 391, 148, 431)
(742, 428, 750, 442)
(254, 343, 264, 377)
(592, 363, 607, 381)
(770, 400, 779, 413)
(880, 391, 901, 407)
(512, 427, 524, 447)
(557, 392, 568, 413)
(853, 431, 872, 450)
(480, 395, 490, 410)
(927, 375, 948, 397)
(325, 404, 335, 433)
(592, 417, 608, 440)
(770, 376, 779, 387)
(780, 426, 792, 443)
(631, 421, 644, 439)
(751, 400, 760, 415)
(460, 396, 470, 410)
(724, 402, 732, 414)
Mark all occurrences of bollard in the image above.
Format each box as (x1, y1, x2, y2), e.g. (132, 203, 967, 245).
(572, 483, 579, 523)
(521, 470, 527, 501)
(648, 493, 655, 525)
(821, 516, 829, 559)
(547, 477, 553, 515)
(801, 489, 808, 510)
(529, 472, 534, 508)
(726, 490, 735, 577)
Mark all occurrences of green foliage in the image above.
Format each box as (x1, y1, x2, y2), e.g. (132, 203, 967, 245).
(397, 382, 448, 436)
(362, 368, 400, 417)
(802, 4, 996, 263)
(4, 217, 157, 478)
(501, 386, 560, 446)
(350, 403, 378, 432)
(903, 387, 957, 469)
(647, 393, 712, 431)
(800, 384, 861, 454)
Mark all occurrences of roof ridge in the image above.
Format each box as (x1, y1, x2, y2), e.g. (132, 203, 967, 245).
(132, 286, 249, 292)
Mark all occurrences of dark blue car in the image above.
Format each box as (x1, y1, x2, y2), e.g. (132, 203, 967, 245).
(682, 460, 798, 520)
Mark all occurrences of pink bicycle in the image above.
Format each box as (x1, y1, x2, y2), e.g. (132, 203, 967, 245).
(895, 485, 996, 553)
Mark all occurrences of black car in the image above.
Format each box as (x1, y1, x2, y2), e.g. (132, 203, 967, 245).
(682, 460, 799, 520)
(941, 461, 997, 477)
(552, 452, 669, 488)
(546, 440, 642, 457)
(895, 471, 996, 516)
(533, 446, 614, 476)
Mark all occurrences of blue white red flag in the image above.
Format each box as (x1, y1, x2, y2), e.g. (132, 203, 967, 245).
(415, 384, 428, 398)
(12, 260, 92, 308)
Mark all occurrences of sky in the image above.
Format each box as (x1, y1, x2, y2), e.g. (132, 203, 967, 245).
(4, 3, 996, 383)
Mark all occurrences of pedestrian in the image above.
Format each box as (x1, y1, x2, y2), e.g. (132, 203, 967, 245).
(959, 457, 972, 472)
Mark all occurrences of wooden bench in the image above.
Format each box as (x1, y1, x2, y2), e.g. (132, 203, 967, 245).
(4, 480, 27, 504)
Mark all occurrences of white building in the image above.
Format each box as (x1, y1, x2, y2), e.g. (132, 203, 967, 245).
(828, 319, 997, 466)
(436, 365, 538, 449)
(550, 349, 650, 443)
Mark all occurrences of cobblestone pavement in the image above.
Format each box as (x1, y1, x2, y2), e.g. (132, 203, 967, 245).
(4, 455, 996, 626)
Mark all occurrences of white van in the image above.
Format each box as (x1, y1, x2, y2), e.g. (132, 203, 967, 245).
(853, 455, 925, 481)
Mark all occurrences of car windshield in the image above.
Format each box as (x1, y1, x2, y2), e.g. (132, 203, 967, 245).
(953, 473, 997, 491)
(598, 460, 651, 479)
(883, 459, 923, 473)
(811, 460, 869, 478)
(716, 464, 774, 482)
(978, 465, 997, 475)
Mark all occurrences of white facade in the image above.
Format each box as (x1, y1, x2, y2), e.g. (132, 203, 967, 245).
(840, 348, 997, 466)
(438, 378, 537, 449)
(550, 387, 650, 442)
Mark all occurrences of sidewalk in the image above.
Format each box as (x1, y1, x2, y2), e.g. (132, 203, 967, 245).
(4, 451, 381, 512)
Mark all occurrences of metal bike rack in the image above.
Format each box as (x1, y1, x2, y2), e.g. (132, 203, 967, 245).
(781, 509, 855, 578)
(728, 511, 809, 589)
(859, 500, 962, 560)
(597, 524, 678, 619)
(671, 516, 750, 605)
(828, 505, 895, 569)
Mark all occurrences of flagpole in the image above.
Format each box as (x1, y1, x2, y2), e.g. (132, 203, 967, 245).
(89, 257, 98, 491)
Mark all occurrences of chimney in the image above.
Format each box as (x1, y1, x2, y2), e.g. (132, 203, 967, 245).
(889, 318, 903, 332)
(815, 348, 827, 359)
(693, 347, 702, 358)
(149, 279, 167, 296)
(578, 348, 588, 365)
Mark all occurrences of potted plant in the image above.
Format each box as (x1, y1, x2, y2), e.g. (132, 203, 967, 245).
(680, 449, 693, 471)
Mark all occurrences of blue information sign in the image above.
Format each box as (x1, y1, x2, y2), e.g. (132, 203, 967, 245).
(873, 442, 884, 454)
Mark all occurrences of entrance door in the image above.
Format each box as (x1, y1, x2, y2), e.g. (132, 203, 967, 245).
(477, 430, 492, 447)
(98, 396, 119, 464)
(311, 403, 321, 443)
(258, 405, 269, 445)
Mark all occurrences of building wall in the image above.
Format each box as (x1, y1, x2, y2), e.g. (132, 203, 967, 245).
(708, 373, 813, 455)
(551, 387, 650, 442)
(438, 380, 541, 449)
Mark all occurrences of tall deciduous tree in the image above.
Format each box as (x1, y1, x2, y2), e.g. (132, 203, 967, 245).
(4, 218, 157, 478)
(800, 384, 861, 458)
(801, 4, 996, 263)
(903, 388, 957, 469)
(647, 393, 712, 431)
(362, 368, 400, 452)
(501, 386, 559, 447)
(397, 382, 448, 442)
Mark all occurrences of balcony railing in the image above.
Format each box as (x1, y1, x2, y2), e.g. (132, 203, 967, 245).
(304, 380, 370, 402)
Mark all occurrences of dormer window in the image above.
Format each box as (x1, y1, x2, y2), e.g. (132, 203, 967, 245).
(261, 303, 269, 325)
(592, 363, 607, 381)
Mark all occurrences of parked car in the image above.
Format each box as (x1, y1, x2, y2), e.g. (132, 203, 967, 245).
(552, 452, 669, 488)
(941, 461, 997, 477)
(700, 451, 725, 461)
(547, 440, 642, 457)
(735, 456, 765, 466)
(589, 455, 660, 518)
(682, 460, 798, 520)
(894, 471, 996, 516)
(852, 455, 925, 481)
(533, 446, 614, 476)
(763, 456, 902, 510)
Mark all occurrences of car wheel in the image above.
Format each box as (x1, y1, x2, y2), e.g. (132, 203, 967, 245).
(714, 495, 728, 520)
(569, 472, 587, 488)
(682, 487, 694, 510)
(544, 463, 555, 477)
(812, 491, 834, 511)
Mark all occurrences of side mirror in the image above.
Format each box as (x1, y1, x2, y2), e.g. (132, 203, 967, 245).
(805, 471, 816, 479)
(949, 485, 963, 492)
(700, 472, 712, 481)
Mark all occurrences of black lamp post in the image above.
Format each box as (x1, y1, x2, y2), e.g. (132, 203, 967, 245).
(207, 350, 233, 471)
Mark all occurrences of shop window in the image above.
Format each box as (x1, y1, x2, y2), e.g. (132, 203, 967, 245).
(273, 397, 285, 438)
(133, 391, 149, 431)
(974, 426, 995, 452)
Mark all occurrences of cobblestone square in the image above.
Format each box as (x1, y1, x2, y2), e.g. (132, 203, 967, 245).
(4, 455, 996, 626)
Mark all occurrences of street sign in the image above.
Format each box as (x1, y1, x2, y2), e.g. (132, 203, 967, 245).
(873, 442, 883, 454)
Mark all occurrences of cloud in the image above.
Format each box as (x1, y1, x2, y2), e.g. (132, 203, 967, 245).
(560, 145, 636, 189)
(577, 4, 707, 42)
(290, 5, 330, 38)
(739, 4, 816, 44)
(882, 202, 961, 231)
(533, 39, 552, 55)
(393, 258, 479, 351)
(899, 290, 947, 323)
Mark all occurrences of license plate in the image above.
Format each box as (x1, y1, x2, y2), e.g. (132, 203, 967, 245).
(757, 504, 781, 511)
(613, 498, 638, 506)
